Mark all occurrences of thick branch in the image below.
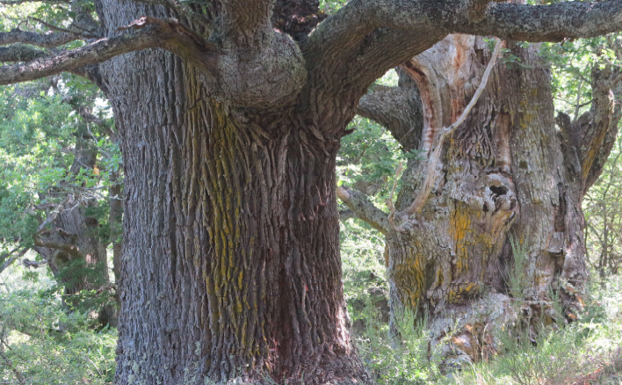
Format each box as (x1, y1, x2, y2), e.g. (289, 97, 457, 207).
(450, 1, 622, 42)
(0, 44, 48, 62)
(0, 30, 79, 48)
(305, 0, 622, 97)
(336, 187, 390, 234)
(357, 81, 423, 151)
(558, 66, 622, 193)
(0, 18, 218, 85)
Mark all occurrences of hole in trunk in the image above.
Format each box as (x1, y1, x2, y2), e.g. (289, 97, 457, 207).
(490, 185, 508, 197)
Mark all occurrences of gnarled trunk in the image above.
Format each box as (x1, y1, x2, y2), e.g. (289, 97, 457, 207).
(345, 35, 621, 361)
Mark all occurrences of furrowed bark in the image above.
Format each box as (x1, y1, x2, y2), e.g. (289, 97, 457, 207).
(99, 3, 370, 383)
(5, 0, 622, 380)
(451, 1, 622, 42)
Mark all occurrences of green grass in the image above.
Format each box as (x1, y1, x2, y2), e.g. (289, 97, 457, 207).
(340, 219, 622, 385)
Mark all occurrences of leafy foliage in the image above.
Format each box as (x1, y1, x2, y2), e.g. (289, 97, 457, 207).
(0, 259, 117, 384)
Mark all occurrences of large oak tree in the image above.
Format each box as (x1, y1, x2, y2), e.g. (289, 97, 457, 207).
(2, 0, 622, 383)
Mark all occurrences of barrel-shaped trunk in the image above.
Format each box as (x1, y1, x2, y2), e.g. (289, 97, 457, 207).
(99, 4, 369, 383)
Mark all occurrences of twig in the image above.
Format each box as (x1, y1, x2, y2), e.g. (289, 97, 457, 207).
(0, 248, 29, 274)
(28, 17, 83, 37)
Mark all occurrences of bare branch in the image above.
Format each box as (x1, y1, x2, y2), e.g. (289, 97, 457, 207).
(336, 186, 390, 235)
(29, 16, 93, 37)
(0, 44, 48, 62)
(0, 29, 80, 48)
(22, 259, 48, 268)
(451, 1, 622, 42)
(0, 17, 218, 86)
(0, 247, 30, 275)
(357, 80, 423, 151)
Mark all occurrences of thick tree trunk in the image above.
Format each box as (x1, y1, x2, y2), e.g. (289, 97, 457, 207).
(346, 35, 621, 363)
(99, 3, 369, 384)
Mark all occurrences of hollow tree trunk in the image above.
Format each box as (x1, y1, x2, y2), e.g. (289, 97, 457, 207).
(348, 35, 621, 361)
(98, 3, 370, 384)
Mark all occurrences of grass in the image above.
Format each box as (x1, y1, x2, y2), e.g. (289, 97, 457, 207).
(340, 218, 622, 385)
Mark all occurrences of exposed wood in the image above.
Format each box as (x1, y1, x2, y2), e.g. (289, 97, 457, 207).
(397, 38, 503, 224)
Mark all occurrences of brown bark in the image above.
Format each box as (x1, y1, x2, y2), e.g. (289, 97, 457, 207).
(344, 35, 621, 362)
(98, 4, 370, 383)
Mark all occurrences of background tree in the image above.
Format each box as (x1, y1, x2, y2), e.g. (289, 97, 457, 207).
(0, 9, 122, 324)
(341, 33, 622, 362)
(3, 0, 622, 384)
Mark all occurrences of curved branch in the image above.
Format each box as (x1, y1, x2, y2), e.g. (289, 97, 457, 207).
(0, 30, 80, 48)
(0, 18, 218, 85)
(357, 82, 424, 151)
(336, 186, 390, 235)
(305, 0, 622, 96)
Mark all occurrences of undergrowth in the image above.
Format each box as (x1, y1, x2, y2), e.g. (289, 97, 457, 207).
(341, 218, 622, 385)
